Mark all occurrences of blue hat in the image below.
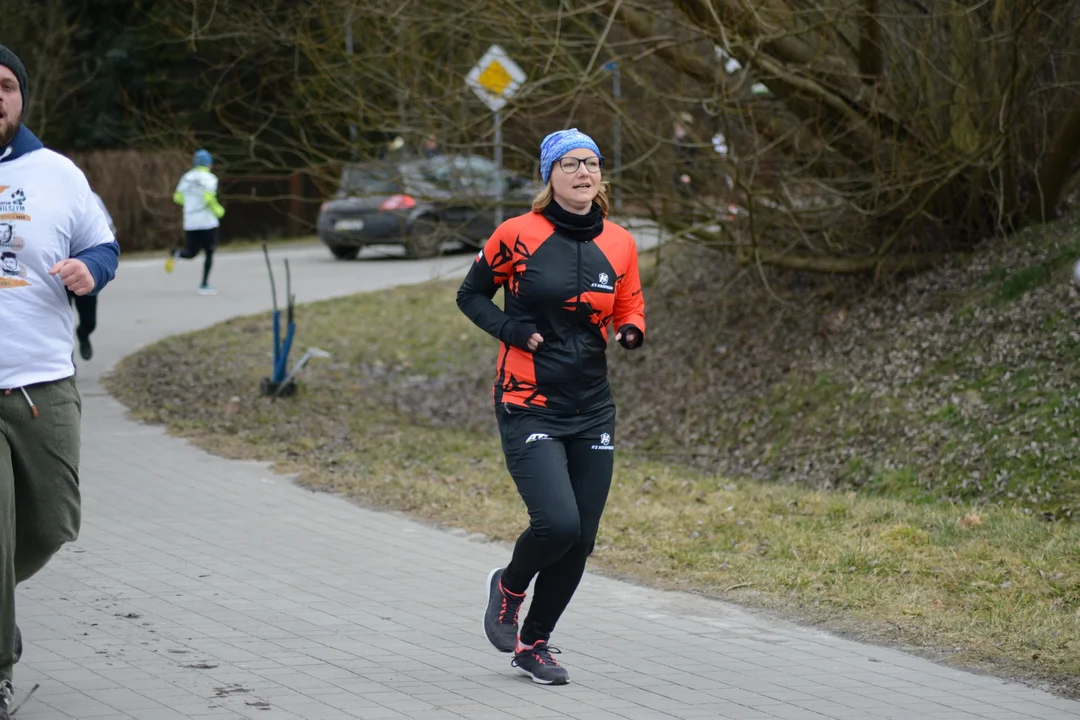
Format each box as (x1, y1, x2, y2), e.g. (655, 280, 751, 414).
(539, 129, 601, 185)
(193, 149, 212, 167)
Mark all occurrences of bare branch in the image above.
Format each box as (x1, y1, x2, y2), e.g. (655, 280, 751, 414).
(858, 0, 883, 80)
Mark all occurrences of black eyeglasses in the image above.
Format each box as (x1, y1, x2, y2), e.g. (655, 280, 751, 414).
(557, 156, 603, 174)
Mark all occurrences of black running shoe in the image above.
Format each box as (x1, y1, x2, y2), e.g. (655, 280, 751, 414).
(483, 568, 524, 653)
(13, 625, 20, 664)
(0, 680, 13, 720)
(78, 336, 92, 361)
(512, 641, 569, 685)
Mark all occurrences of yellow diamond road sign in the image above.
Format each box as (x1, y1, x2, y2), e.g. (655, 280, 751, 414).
(466, 45, 526, 113)
(477, 61, 513, 97)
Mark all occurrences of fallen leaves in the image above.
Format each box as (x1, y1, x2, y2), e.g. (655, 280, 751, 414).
(959, 512, 983, 528)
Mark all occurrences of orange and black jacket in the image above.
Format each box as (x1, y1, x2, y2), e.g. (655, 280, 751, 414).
(457, 204, 646, 415)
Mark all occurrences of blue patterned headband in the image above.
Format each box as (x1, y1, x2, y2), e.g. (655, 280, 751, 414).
(539, 128, 602, 184)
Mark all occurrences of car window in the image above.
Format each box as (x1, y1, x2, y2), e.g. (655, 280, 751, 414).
(400, 161, 446, 198)
(340, 165, 400, 195)
(454, 155, 504, 195)
(420, 156, 456, 190)
(463, 156, 497, 174)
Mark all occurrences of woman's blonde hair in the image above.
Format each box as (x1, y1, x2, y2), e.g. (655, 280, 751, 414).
(531, 181, 610, 216)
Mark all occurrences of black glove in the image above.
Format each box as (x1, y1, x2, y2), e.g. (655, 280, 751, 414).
(617, 323, 643, 349)
(509, 322, 540, 352)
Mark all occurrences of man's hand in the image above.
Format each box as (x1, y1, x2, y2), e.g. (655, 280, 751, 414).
(50, 259, 95, 296)
(526, 332, 544, 352)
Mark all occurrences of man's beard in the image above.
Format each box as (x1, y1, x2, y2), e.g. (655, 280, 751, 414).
(0, 112, 21, 147)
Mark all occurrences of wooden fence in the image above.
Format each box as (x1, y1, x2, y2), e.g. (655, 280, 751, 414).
(67, 150, 334, 251)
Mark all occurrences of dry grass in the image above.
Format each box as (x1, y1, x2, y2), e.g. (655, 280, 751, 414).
(106, 275, 1080, 699)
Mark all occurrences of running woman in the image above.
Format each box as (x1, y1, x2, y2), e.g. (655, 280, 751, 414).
(457, 128, 646, 685)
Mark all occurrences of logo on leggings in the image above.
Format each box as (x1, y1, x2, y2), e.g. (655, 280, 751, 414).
(525, 433, 551, 444)
(591, 433, 614, 451)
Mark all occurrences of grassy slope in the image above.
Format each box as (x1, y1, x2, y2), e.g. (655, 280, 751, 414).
(606, 218, 1080, 521)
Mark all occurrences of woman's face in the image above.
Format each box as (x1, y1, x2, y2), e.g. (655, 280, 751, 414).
(550, 149, 602, 212)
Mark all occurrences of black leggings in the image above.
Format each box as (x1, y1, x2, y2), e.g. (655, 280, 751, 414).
(67, 291, 97, 340)
(177, 228, 217, 286)
(497, 401, 616, 646)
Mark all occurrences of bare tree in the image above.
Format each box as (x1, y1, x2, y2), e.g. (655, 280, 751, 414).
(615, 0, 1080, 273)
(156, 0, 1080, 274)
(5, 0, 98, 140)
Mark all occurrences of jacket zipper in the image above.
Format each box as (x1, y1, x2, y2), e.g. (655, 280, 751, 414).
(573, 240, 583, 414)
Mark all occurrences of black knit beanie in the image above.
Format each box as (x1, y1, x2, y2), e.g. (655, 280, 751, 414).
(0, 45, 28, 109)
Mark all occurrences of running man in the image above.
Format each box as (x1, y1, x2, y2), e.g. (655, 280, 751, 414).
(0, 45, 119, 719)
(167, 148, 224, 295)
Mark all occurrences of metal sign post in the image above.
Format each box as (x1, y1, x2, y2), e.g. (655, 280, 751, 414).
(345, 10, 357, 160)
(493, 110, 504, 225)
(604, 60, 623, 213)
(465, 45, 527, 229)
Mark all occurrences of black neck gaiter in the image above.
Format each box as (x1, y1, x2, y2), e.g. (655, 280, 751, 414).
(541, 200, 605, 243)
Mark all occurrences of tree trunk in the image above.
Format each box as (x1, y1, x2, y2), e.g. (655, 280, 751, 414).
(1028, 92, 1080, 222)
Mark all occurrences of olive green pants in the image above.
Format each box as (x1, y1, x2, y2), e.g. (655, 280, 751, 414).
(0, 376, 81, 684)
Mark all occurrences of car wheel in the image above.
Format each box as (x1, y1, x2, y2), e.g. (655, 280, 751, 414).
(405, 217, 444, 259)
(329, 245, 360, 260)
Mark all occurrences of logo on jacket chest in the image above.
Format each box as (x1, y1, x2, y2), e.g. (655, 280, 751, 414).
(590, 271, 614, 291)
